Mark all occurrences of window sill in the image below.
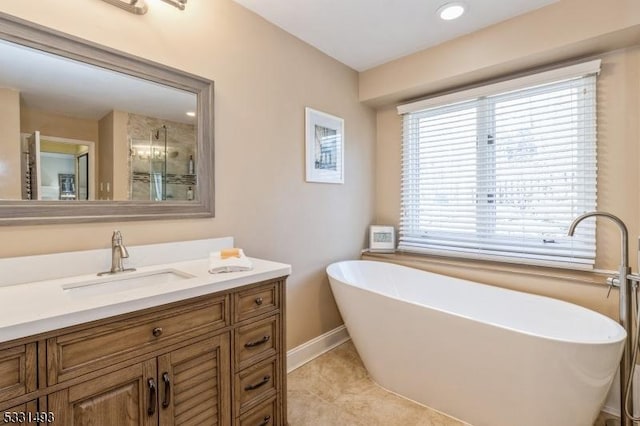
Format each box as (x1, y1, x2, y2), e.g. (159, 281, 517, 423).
(361, 250, 614, 288)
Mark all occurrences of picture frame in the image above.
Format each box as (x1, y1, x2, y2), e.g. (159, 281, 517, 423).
(305, 107, 344, 184)
(58, 173, 76, 200)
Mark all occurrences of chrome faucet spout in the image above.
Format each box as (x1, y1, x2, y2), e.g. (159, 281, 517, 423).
(98, 230, 136, 276)
(116, 236, 129, 260)
(567, 211, 628, 270)
(118, 244, 129, 259)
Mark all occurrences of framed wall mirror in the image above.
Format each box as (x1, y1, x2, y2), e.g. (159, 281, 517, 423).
(0, 12, 214, 225)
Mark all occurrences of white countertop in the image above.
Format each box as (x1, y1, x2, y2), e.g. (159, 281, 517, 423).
(0, 247, 291, 344)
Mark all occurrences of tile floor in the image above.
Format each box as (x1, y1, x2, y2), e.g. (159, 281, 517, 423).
(287, 341, 618, 426)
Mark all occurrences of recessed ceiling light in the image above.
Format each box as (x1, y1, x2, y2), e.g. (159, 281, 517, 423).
(438, 2, 466, 21)
(186, 111, 196, 117)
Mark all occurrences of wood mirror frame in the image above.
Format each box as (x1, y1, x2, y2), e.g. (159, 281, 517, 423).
(0, 12, 214, 225)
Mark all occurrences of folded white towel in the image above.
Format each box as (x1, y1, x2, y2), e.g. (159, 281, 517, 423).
(209, 249, 254, 274)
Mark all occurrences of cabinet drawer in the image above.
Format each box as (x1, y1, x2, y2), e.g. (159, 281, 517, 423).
(235, 357, 277, 416)
(236, 394, 278, 426)
(235, 315, 278, 370)
(0, 343, 36, 403)
(234, 281, 280, 323)
(48, 295, 228, 384)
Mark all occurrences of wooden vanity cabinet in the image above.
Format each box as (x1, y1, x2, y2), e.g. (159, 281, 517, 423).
(0, 276, 287, 426)
(0, 343, 37, 402)
(232, 281, 284, 423)
(49, 334, 231, 426)
(46, 295, 228, 386)
(157, 334, 231, 426)
(48, 359, 158, 426)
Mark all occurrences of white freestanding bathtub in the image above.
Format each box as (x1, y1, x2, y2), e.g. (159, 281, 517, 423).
(327, 260, 626, 426)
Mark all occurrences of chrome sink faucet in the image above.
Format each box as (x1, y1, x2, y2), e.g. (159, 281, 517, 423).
(98, 230, 136, 276)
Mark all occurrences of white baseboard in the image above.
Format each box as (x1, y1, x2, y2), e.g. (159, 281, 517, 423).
(287, 325, 350, 373)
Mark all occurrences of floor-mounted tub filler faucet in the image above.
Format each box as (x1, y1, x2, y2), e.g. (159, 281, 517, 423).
(98, 230, 136, 276)
(568, 211, 638, 426)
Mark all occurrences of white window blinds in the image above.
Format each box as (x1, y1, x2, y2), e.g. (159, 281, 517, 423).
(398, 61, 599, 269)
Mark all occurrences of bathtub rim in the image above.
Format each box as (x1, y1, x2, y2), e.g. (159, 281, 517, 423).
(327, 259, 626, 346)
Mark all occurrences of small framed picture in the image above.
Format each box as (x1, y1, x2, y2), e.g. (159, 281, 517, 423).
(58, 173, 76, 200)
(305, 107, 344, 184)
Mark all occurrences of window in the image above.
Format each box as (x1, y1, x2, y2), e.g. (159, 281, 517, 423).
(398, 61, 599, 269)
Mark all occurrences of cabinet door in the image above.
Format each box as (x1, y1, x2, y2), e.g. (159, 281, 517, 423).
(48, 360, 157, 426)
(0, 343, 37, 402)
(157, 334, 230, 426)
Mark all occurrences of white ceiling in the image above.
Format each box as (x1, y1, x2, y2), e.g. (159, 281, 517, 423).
(233, 0, 559, 71)
(0, 39, 197, 124)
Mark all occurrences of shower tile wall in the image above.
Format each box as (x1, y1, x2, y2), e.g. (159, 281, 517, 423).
(128, 113, 197, 201)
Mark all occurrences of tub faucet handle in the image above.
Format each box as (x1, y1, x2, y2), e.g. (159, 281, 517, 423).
(606, 276, 620, 298)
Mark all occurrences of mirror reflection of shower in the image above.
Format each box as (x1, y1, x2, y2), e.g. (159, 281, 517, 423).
(129, 125, 167, 201)
(129, 124, 197, 201)
(150, 125, 167, 201)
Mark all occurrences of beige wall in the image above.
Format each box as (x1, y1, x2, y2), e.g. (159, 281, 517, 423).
(21, 107, 100, 199)
(20, 106, 98, 142)
(0, 89, 22, 199)
(112, 111, 129, 201)
(373, 46, 640, 317)
(97, 111, 114, 201)
(360, 0, 640, 106)
(0, 0, 376, 349)
(40, 141, 88, 155)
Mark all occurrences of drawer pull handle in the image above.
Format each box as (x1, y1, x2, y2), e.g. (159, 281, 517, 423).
(258, 415, 271, 426)
(152, 327, 163, 337)
(255, 297, 264, 305)
(244, 375, 271, 391)
(147, 378, 157, 416)
(162, 372, 171, 408)
(244, 335, 270, 348)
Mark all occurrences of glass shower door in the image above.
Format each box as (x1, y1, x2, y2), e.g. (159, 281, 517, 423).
(130, 127, 167, 201)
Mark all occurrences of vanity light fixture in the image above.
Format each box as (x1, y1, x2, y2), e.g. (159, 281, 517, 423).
(437, 2, 466, 20)
(186, 111, 196, 117)
(159, 0, 188, 11)
(100, 0, 187, 14)
(100, 0, 148, 15)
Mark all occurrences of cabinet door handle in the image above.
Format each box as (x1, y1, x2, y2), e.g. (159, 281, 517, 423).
(147, 378, 157, 416)
(258, 415, 271, 426)
(244, 335, 270, 348)
(254, 297, 263, 306)
(152, 327, 163, 337)
(162, 372, 171, 408)
(244, 375, 271, 391)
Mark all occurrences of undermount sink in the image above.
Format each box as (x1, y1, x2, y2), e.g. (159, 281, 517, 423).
(61, 269, 195, 297)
